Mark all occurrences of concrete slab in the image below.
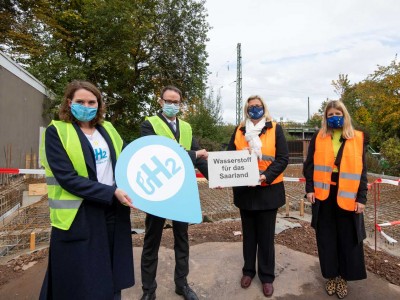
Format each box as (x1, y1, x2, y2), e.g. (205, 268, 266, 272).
(1, 241, 399, 299)
(275, 217, 301, 234)
(124, 243, 400, 299)
(22, 191, 42, 207)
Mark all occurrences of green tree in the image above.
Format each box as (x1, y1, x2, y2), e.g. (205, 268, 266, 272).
(306, 112, 322, 128)
(380, 138, 400, 176)
(305, 98, 328, 128)
(351, 58, 400, 146)
(332, 74, 351, 99)
(185, 87, 224, 150)
(1, 0, 210, 142)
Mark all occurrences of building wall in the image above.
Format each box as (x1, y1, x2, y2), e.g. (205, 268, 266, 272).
(0, 66, 50, 168)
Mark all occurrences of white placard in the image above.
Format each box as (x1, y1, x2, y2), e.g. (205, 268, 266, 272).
(207, 150, 260, 188)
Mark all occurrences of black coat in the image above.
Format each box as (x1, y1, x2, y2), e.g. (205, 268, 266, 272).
(227, 122, 289, 210)
(40, 122, 134, 300)
(140, 112, 208, 179)
(303, 130, 368, 243)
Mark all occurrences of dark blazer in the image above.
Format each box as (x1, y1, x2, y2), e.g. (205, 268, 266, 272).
(303, 130, 368, 243)
(141, 112, 208, 179)
(40, 122, 134, 300)
(227, 122, 289, 210)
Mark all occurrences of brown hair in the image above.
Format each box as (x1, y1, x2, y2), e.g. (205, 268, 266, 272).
(320, 100, 354, 139)
(59, 80, 106, 125)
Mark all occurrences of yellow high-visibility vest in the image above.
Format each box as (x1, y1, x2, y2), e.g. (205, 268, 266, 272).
(146, 116, 192, 150)
(40, 120, 123, 230)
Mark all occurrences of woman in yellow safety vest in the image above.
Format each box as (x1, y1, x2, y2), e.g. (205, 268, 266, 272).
(227, 95, 289, 298)
(303, 100, 368, 299)
(39, 80, 135, 300)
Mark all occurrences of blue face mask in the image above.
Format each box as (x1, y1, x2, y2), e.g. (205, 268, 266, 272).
(163, 103, 180, 117)
(247, 106, 264, 120)
(71, 103, 98, 122)
(327, 115, 344, 128)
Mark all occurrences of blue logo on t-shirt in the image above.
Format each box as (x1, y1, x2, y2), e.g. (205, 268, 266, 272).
(94, 148, 107, 161)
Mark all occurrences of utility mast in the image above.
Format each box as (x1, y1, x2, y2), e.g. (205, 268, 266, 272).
(236, 43, 242, 125)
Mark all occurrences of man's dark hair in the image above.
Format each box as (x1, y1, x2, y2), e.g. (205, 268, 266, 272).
(160, 85, 182, 100)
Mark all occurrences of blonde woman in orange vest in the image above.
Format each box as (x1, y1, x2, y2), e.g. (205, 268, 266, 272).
(227, 95, 289, 298)
(303, 100, 368, 299)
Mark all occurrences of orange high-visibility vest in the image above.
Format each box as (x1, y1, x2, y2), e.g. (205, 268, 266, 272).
(313, 130, 364, 211)
(234, 122, 283, 185)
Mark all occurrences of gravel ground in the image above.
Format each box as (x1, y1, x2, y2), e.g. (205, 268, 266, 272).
(2, 217, 399, 289)
(1, 166, 399, 289)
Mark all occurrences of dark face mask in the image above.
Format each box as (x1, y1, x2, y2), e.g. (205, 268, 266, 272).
(327, 116, 344, 128)
(247, 106, 264, 120)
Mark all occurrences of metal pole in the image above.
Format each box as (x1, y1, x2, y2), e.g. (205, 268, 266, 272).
(236, 43, 242, 125)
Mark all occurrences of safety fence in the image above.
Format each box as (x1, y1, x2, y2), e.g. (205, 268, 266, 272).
(369, 178, 400, 249)
(0, 166, 399, 257)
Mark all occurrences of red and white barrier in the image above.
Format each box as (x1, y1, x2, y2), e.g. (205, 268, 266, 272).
(375, 224, 398, 244)
(378, 220, 400, 227)
(283, 177, 306, 182)
(1, 167, 399, 245)
(370, 177, 400, 244)
(371, 178, 400, 186)
(0, 168, 45, 175)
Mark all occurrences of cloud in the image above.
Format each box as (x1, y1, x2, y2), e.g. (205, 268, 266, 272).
(205, 0, 400, 124)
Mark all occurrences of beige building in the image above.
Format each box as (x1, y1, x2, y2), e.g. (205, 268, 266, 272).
(0, 51, 51, 169)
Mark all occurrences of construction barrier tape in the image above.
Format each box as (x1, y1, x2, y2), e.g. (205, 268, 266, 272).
(378, 221, 400, 227)
(1, 168, 399, 243)
(0, 168, 45, 175)
(375, 224, 398, 243)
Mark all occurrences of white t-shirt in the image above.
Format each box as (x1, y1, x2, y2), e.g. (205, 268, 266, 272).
(85, 129, 114, 186)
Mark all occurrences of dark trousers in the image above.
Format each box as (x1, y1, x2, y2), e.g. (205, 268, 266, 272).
(240, 208, 278, 284)
(141, 213, 189, 293)
(316, 184, 367, 281)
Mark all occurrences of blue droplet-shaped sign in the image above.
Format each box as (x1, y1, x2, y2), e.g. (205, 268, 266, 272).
(116, 135, 202, 223)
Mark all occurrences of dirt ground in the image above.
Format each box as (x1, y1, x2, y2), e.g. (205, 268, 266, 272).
(1, 217, 400, 291)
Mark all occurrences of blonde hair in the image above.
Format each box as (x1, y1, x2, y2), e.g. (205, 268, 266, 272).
(320, 100, 354, 139)
(240, 95, 272, 126)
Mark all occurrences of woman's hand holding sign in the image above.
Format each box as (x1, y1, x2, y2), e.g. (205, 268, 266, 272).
(259, 174, 266, 184)
(115, 188, 135, 209)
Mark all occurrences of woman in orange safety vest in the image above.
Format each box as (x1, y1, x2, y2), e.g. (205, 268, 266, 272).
(227, 95, 289, 298)
(303, 100, 368, 299)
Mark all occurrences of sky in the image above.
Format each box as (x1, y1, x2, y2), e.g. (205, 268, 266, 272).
(204, 0, 400, 124)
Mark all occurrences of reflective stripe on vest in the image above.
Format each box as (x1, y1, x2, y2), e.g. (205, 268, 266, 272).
(146, 116, 192, 150)
(40, 120, 123, 230)
(233, 122, 283, 185)
(313, 130, 363, 211)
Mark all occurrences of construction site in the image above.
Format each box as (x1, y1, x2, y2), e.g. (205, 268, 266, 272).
(0, 165, 399, 258)
(0, 163, 400, 300)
